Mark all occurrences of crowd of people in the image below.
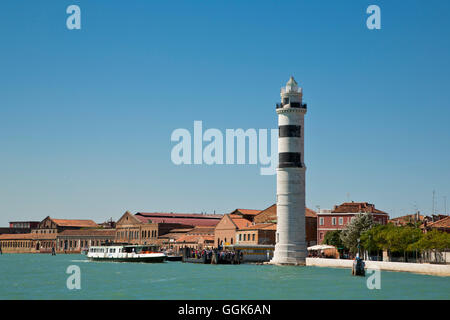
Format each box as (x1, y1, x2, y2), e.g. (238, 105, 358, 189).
(182, 247, 243, 264)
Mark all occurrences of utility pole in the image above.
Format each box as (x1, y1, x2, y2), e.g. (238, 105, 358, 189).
(432, 190, 436, 215)
(444, 196, 447, 215)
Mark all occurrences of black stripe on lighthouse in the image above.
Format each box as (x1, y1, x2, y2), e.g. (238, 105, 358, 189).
(278, 152, 302, 168)
(279, 125, 301, 137)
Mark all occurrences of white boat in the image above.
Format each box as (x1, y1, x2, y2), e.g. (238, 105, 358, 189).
(86, 245, 166, 263)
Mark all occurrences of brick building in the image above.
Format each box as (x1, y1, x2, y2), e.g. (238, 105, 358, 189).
(172, 226, 215, 251)
(0, 216, 102, 253)
(253, 204, 317, 247)
(214, 213, 253, 247)
(236, 223, 277, 245)
(57, 229, 116, 252)
(317, 202, 389, 244)
(115, 211, 222, 246)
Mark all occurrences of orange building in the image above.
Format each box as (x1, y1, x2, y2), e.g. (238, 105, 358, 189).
(214, 212, 254, 247)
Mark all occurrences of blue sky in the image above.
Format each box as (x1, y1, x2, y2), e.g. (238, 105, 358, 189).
(0, 0, 449, 225)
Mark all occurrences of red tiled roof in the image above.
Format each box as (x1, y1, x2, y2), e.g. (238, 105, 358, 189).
(229, 215, 252, 229)
(239, 223, 277, 231)
(331, 202, 388, 214)
(158, 232, 188, 240)
(306, 208, 317, 217)
(0, 233, 57, 240)
(425, 216, 450, 229)
(136, 212, 223, 219)
(57, 229, 116, 236)
(232, 209, 262, 216)
(176, 234, 214, 243)
(186, 226, 215, 235)
(255, 204, 316, 220)
(135, 215, 220, 227)
(52, 219, 98, 228)
(135, 212, 222, 227)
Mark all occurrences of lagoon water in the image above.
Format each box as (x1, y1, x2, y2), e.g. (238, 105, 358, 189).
(0, 254, 449, 300)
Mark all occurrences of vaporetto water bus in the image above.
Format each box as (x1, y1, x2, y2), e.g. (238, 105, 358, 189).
(86, 245, 166, 263)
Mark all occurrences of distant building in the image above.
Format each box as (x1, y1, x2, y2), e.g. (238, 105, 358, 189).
(9, 221, 40, 229)
(0, 221, 41, 236)
(228, 209, 262, 221)
(0, 216, 103, 253)
(0, 232, 57, 253)
(57, 229, 116, 252)
(135, 212, 223, 227)
(172, 226, 216, 251)
(421, 216, 450, 233)
(253, 204, 317, 247)
(115, 211, 210, 245)
(97, 218, 116, 229)
(389, 213, 424, 226)
(236, 223, 277, 245)
(317, 202, 389, 244)
(32, 216, 99, 234)
(214, 213, 252, 247)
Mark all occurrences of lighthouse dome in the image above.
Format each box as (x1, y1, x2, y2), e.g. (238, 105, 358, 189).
(285, 76, 299, 93)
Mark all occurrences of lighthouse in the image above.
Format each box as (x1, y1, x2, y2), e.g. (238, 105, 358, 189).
(270, 76, 307, 265)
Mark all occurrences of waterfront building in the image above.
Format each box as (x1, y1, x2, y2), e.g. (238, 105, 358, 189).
(173, 226, 215, 251)
(57, 229, 116, 252)
(0, 216, 118, 253)
(32, 216, 99, 234)
(9, 221, 40, 229)
(271, 76, 308, 265)
(135, 212, 223, 227)
(228, 209, 262, 221)
(158, 228, 194, 248)
(254, 204, 317, 247)
(115, 211, 209, 245)
(317, 202, 389, 244)
(214, 214, 252, 247)
(0, 221, 41, 236)
(0, 232, 57, 253)
(236, 223, 277, 245)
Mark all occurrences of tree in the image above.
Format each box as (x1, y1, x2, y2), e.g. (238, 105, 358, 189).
(340, 213, 375, 254)
(385, 226, 422, 262)
(323, 230, 344, 249)
(411, 230, 450, 262)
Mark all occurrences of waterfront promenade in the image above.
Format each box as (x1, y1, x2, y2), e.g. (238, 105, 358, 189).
(306, 258, 450, 277)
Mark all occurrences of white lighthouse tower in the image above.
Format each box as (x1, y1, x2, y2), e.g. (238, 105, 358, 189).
(270, 76, 307, 265)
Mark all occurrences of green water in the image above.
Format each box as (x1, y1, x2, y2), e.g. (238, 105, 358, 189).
(0, 254, 449, 299)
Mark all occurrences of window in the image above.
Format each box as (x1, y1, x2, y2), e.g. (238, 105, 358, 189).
(252, 234, 255, 241)
(239, 234, 242, 241)
(243, 234, 246, 241)
(332, 217, 336, 226)
(339, 217, 343, 225)
(319, 217, 324, 225)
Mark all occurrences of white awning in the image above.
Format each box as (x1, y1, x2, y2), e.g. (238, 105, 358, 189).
(307, 245, 336, 251)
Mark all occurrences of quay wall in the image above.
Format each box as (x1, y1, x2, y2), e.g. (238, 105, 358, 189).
(306, 258, 450, 277)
